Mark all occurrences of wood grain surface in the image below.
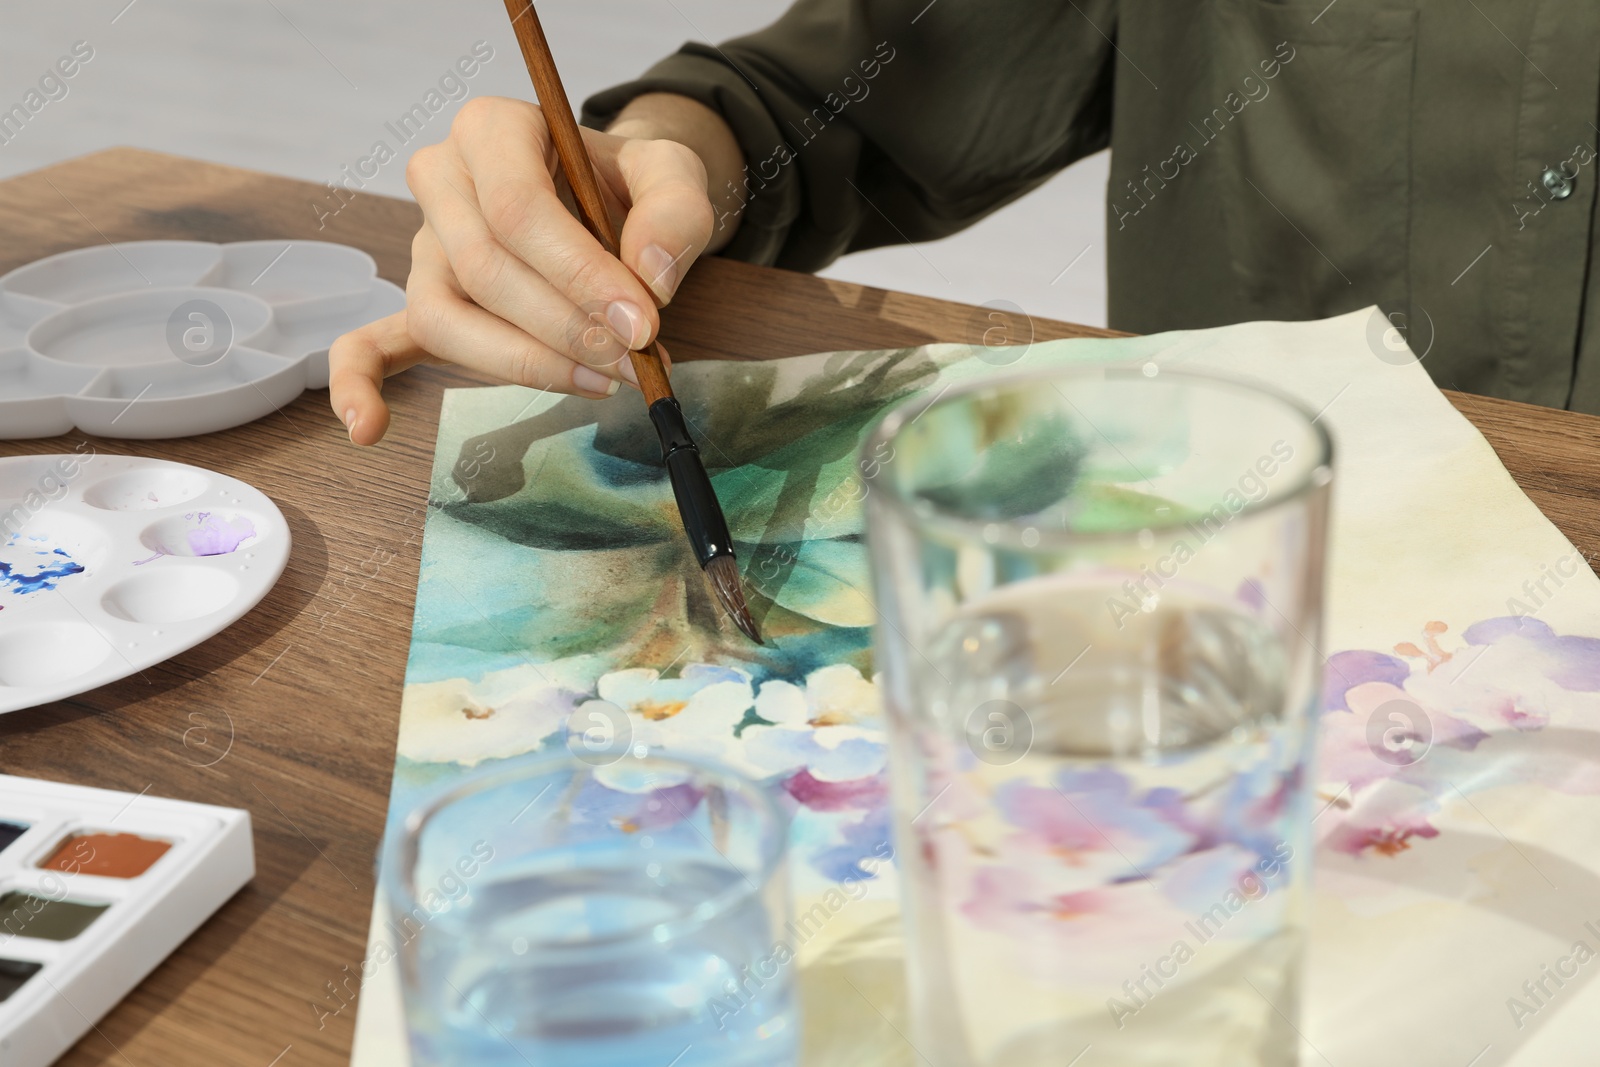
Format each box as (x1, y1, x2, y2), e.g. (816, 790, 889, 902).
(2, 148, 1598, 1066)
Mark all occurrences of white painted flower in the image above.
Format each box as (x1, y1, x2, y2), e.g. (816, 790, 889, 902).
(398, 676, 571, 767)
(396, 656, 604, 766)
(589, 662, 887, 783)
(601, 664, 753, 746)
(745, 664, 886, 781)
(402, 657, 890, 788)
(801, 664, 881, 725)
(742, 720, 886, 782)
(752, 679, 808, 726)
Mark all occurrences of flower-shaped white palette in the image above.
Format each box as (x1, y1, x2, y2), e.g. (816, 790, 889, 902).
(0, 240, 404, 439)
(0, 453, 290, 712)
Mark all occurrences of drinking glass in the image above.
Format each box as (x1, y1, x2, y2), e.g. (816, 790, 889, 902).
(862, 364, 1332, 1066)
(383, 751, 795, 1067)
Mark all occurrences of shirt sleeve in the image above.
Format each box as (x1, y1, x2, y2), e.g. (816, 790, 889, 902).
(582, 0, 1118, 271)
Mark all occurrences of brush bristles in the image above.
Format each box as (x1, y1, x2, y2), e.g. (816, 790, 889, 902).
(705, 554, 763, 645)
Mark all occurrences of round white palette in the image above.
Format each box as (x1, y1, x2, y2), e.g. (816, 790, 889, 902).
(0, 454, 290, 712)
(0, 239, 405, 439)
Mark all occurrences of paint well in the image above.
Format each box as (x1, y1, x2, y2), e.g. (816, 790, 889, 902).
(0, 821, 26, 854)
(0, 621, 113, 687)
(101, 566, 239, 624)
(0, 892, 107, 941)
(0, 514, 109, 606)
(0, 957, 42, 1002)
(81, 468, 208, 511)
(138, 511, 258, 558)
(40, 831, 172, 879)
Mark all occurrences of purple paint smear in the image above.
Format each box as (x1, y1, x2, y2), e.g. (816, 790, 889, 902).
(131, 513, 256, 565)
(185, 512, 255, 556)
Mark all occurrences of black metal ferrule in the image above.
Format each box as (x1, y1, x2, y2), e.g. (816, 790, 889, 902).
(649, 398, 736, 567)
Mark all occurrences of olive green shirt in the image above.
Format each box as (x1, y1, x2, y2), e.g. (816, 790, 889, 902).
(585, 1, 1600, 411)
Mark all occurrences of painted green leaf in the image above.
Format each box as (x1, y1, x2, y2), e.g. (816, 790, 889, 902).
(743, 535, 874, 629)
(1064, 484, 1198, 532)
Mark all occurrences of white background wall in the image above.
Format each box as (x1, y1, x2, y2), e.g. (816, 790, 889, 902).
(0, 0, 1109, 327)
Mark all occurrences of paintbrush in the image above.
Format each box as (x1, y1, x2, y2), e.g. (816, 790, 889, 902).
(500, 0, 762, 645)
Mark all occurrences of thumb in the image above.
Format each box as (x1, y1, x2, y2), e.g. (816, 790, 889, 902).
(612, 138, 717, 306)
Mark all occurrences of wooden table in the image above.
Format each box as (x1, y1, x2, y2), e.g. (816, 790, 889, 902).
(2, 147, 1598, 1065)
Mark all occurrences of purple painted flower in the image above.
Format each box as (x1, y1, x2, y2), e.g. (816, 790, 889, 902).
(811, 806, 894, 882)
(1317, 617, 1600, 859)
(569, 759, 706, 823)
(1462, 617, 1600, 692)
(1323, 650, 1411, 712)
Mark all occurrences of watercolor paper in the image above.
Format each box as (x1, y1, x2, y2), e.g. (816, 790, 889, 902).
(354, 308, 1600, 1066)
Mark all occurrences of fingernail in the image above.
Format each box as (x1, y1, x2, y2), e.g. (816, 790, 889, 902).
(618, 359, 639, 387)
(574, 365, 620, 396)
(639, 244, 680, 301)
(343, 408, 358, 441)
(605, 300, 649, 349)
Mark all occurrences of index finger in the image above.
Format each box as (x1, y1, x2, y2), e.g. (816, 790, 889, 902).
(328, 309, 431, 445)
(452, 100, 662, 345)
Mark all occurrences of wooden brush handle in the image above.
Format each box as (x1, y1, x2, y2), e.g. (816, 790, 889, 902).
(501, 0, 617, 252)
(501, 0, 674, 405)
(631, 342, 674, 403)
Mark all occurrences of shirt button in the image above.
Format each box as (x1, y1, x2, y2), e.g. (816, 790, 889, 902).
(1542, 167, 1576, 200)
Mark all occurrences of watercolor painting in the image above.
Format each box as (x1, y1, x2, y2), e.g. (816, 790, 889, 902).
(360, 311, 1600, 1066)
(387, 348, 951, 901)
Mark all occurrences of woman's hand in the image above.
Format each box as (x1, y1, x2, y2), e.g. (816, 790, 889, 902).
(330, 93, 741, 444)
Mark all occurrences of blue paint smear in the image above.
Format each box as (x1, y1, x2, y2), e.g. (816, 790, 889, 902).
(0, 545, 85, 596)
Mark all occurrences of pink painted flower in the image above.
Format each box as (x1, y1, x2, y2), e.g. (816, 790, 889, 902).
(994, 768, 1196, 877)
(1318, 781, 1441, 857)
(960, 860, 1201, 983)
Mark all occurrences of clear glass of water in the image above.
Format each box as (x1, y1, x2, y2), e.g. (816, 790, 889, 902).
(384, 751, 796, 1067)
(862, 365, 1332, 1067)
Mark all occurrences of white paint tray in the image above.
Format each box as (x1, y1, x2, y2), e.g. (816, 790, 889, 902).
(0, 240, 404, 439)
(0, 452, 290, 712)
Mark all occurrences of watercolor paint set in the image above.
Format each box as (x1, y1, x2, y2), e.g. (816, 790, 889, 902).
(0, 452, 290, 713)
(0, 774, 252, 1066)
